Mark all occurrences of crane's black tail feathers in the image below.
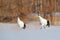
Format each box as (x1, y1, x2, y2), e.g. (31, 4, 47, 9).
(47, 20, 50, 27)
(23, 24, 26, 29)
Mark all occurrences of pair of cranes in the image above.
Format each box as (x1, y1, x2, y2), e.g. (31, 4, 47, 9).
(17, 13, 50, 30)
(17, 0, 50, 30)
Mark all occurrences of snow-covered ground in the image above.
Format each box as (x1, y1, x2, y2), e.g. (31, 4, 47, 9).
(0, 22, 60, 30)
(0, 22, 60, 40)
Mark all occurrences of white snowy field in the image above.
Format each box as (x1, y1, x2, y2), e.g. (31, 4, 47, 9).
(0, 21, 60, 30)
(0, 22, 60, 40)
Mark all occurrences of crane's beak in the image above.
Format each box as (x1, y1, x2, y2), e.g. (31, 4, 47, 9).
(37, 12, 40, 16)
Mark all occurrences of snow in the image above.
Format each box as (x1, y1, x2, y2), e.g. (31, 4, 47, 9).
(0, 22, 60, 40)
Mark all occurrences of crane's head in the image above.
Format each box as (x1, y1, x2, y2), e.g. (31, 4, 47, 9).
(37, 12, 41, 17)
(37, 12, 40, 16)
(37, 12, 43, 19)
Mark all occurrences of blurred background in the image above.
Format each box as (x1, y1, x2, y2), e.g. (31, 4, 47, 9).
(0, 0, 60, 40)
(0, 0, 60, 26)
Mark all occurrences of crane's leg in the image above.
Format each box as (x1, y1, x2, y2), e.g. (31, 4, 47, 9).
(43, 25, 46, 29)
(40, 24, 44, 29)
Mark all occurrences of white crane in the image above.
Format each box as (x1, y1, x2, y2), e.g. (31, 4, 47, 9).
(38, 13, 50, 29)
(17, 0, 26, 30)
(17, 17, 26, 30)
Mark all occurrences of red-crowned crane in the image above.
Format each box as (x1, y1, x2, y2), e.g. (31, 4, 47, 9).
(17, 16, 26, 30)
(38, 13, 50, 29)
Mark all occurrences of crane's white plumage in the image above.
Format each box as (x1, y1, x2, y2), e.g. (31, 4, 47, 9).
(38, 16, 50, 29)
(39, 16, 47, 25)
(17, 17, 25, 29)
